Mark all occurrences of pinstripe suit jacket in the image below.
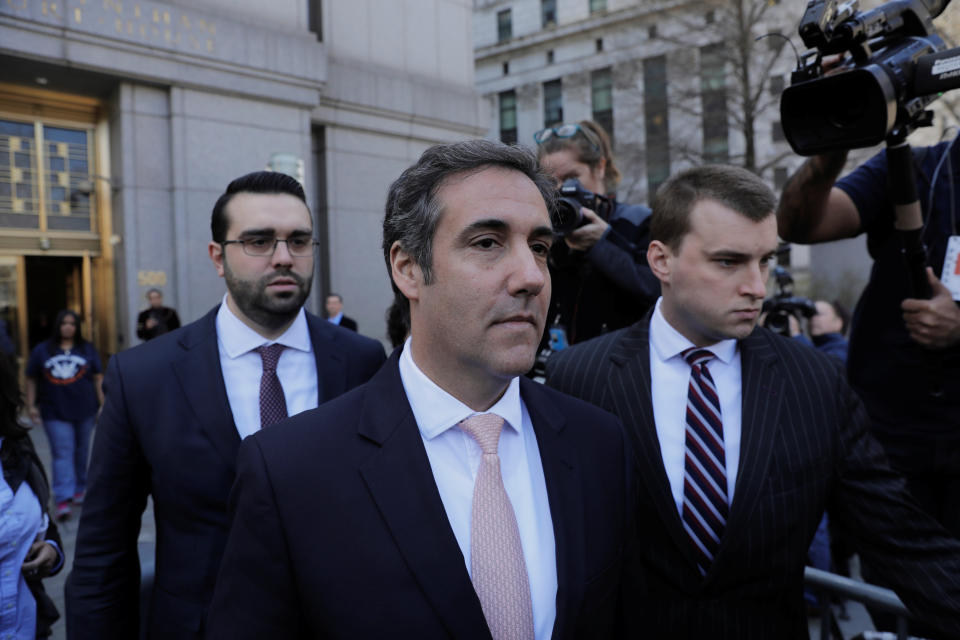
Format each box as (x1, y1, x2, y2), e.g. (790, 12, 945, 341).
(546, 316, 960, 639)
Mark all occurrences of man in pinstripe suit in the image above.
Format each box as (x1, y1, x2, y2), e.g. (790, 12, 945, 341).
(546, 165, 960, 639)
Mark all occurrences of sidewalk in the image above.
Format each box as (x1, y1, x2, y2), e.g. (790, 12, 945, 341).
(29, 422, 156, 640)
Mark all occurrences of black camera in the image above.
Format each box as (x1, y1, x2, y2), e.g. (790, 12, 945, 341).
(762, 266, 817, 337)
(553, 179, 612, 235)
(780, 0, 960, 155)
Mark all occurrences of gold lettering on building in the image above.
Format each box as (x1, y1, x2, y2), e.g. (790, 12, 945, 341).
(74, 7, 81, 22)
(133, 4, 140, 18)
(137, 271, 167, 287)
(103, 0, 122, 16)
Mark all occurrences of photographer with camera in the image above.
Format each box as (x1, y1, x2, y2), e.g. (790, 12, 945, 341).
(535, 120, 659, 346)
(778, 140, 960, 541)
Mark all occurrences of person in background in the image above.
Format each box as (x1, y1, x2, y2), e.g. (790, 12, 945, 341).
(24, 310, 102, 521)
(0, 350, 66, 638)
(136, 288, 181, 342)
(794, 299, 850, 362)
(325, 293, 357, 332)
(0, 314, 15, 356)
(535, 119, 659, 345)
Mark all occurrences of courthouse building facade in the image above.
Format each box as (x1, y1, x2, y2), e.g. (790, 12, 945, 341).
(1, 0, 482, 358)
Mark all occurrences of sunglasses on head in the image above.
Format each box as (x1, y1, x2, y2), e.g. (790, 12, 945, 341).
(533, 123, 600, 151)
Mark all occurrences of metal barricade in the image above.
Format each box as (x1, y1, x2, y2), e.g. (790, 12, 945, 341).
(804, 567, 911, 640)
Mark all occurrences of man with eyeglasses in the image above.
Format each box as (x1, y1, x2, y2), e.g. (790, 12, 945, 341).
(65, 171, 386, 640)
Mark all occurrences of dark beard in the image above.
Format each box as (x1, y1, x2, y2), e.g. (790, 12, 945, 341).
(224, 265, 313, 332)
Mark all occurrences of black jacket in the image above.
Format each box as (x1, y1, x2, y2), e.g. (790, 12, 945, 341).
(547, 201, 659, 344)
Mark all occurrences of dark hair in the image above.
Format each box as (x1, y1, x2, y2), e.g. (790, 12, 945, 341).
(211, 171, 309, 243)
(0, 352, 27, 440)
(50, 309, 85, 347)
(385, 297, 409, 349)
(650, 165, 777, 251)
(146, 288, 162, 297)
(382, 139, 556, 315)
(536, 120, 622, 194)
(326, 293, 343, 302)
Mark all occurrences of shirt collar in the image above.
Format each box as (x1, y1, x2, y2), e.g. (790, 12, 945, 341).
(650, 297, 737, 365)
(216, 293, 311, 359)
(398, 336, 523, 441)
(328, 312, 343, 324)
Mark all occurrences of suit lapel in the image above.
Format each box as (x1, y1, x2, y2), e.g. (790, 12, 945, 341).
(707, 328, 784, 582)
(305, 312, 343, 404)
(608, 320, 702, 572)
(357, 354, 489, 640)
(521, 378, 582, 640)
(170, 307, 240, 471)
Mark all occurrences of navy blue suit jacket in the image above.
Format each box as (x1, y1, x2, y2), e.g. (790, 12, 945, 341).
(206, 349, 634, 639)
(65, 306, 386, 639)
(546, 317, 960, 639)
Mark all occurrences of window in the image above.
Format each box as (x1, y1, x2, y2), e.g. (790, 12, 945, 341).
(590, 0, 606, 14)
(503, 61, 510, 75)
(705, 10, 715, 24)
(307, 0, 322, 41)
(0, 118, 96, 232)
(543, 79, 563, 128)
(497, 9, 512, 43)
(774, 167, 788, 190)
(772, 121, 785, 142)
(596, 38, 604, 52)
(592, 67, 614, 143)
(542, 0, 557, 27)
(769, 75, 785, 96)
(700, 43, 729, 164)
(649, 24, 658, 39)
(643, 56, 670, 197)
(499, 90, 518, 145)
(546, 50, 555, 64)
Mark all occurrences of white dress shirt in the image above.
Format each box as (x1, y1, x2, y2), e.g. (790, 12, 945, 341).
(649, 298, 743, 515)
(216, 295, 318, 439)
(327, 312, 343, 326)
(398, 338, 557, 640)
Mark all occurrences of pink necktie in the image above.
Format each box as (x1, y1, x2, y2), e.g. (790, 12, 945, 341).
(459, 413, 535, 640)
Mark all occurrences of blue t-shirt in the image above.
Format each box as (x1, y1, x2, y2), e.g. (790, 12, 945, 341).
(26, 341, 102, 422)
(836, 140, 960, 437)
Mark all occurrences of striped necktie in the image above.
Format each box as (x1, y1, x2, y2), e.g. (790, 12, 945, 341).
(680, 347, 728, 575)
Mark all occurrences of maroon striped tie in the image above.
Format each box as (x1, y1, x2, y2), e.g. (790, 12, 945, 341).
(256, 344, 288, 428)
(681, 347, 728, 575)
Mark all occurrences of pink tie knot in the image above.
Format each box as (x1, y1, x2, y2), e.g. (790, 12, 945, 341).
(459, 413, 505, 455)
(256, 343, 285, 372)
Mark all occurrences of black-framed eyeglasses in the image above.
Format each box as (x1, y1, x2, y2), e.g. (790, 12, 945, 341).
(533, 123, 600, 151)
(220, 236, 319, 257)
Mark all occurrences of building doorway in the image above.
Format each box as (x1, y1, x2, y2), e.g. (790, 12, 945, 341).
(24, 256, 84, 352)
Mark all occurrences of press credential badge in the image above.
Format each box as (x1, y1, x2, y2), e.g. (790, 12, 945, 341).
(942, 236, 960, 301)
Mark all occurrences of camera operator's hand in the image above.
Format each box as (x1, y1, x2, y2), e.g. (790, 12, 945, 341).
(901, 267, 960, 349)
(788, 314, 801, 337)
(565, 207, 609, 252)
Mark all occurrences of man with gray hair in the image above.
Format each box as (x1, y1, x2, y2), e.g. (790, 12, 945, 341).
(208, 140, 634, 638)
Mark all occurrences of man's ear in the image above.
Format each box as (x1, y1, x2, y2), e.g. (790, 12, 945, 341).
(646, 240, 673, 286)
(209, 242, 225, 278)
(390, 242, 422, 302)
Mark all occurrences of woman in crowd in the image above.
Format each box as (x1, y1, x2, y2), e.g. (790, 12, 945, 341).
(0, 351, 65, 638)
(25, 310, 103, 520)
(535, 119, 660, 344)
